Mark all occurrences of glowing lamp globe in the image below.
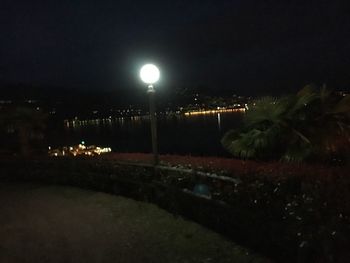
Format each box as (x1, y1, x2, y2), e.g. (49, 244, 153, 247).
(140, 64, 160, 85)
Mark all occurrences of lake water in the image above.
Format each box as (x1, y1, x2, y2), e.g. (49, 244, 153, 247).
(48, 112, 244, 157)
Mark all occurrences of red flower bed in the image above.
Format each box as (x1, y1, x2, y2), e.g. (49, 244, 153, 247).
(103, 152, 348, 180)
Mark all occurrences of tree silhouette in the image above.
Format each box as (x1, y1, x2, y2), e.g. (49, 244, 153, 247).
(0, 106, 47, 156)
(222, 86, 350, 162)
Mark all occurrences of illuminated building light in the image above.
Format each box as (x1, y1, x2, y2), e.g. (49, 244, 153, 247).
(0, 100, 12, 104)
(49, 143, 112, 157)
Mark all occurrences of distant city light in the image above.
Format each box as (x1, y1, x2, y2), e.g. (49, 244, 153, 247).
(140, 64, 160, 85)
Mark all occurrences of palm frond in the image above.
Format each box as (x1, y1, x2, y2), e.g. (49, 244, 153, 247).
(245, 96, 287, 127)
(281, 143, 313, 162)
(332, 95, 350, 115)
(289, 87, 318, 115)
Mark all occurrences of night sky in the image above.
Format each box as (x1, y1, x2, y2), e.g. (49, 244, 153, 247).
(1, 0, 349, 96)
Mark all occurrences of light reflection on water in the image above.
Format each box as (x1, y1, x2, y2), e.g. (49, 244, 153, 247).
(52, 112, 243, 156)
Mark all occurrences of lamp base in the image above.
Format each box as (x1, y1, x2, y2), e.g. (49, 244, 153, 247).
(147, 85, 155, 93)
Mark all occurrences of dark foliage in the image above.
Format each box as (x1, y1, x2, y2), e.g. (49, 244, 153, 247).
(222, 86, 350, 163)
(0, 106, 47, 155)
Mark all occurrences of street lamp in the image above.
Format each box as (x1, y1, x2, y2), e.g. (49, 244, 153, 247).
(140, 64, 160, 165)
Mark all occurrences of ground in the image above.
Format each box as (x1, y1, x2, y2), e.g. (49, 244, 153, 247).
(0, 183, 270, 263)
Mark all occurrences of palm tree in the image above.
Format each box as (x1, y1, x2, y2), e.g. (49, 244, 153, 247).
(221, 86, 350, 162)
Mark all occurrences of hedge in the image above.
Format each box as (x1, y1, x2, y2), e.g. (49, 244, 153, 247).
(0, 157, 349, 263)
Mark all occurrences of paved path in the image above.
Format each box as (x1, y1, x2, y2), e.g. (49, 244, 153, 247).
(0, 183, 270, 263)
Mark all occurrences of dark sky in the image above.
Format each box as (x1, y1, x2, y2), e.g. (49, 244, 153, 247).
(0, 0, 349, 95)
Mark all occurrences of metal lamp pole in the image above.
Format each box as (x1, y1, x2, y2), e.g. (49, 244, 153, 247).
(147, 84, 159, 165)
(140, 64, 160, 166)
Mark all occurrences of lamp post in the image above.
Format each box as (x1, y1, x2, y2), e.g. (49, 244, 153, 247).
(140, 64, 160, 166)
